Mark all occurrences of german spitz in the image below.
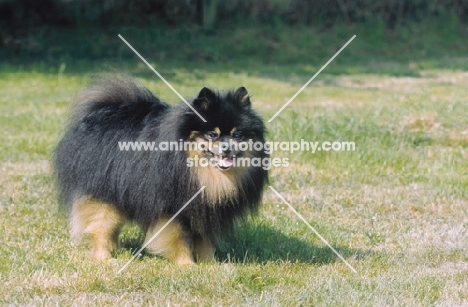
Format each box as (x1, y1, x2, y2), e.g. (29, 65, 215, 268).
(53, 75, 268, 265)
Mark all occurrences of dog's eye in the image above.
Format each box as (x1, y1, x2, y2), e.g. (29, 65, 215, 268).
(205, 132, 218, 140)
(232, 131, 243, 140)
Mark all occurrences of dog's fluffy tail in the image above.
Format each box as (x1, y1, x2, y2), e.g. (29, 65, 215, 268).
(70, 74, 163, 124)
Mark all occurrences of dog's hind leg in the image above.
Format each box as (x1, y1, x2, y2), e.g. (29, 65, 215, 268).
(144, 216, 195, 266)
(71, 198, 125, 261)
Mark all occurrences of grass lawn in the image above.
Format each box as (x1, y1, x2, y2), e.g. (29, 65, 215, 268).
(1, 25, 468, 305)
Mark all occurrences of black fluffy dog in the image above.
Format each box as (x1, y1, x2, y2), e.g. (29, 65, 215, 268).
(53, 76, 268, 265)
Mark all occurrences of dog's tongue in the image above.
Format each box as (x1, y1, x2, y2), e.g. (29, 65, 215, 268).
(219, 157, 233, 168)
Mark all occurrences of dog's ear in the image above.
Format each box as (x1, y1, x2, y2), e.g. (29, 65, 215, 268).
(235, 86, 251, 107)
(194, 87, 217, 111)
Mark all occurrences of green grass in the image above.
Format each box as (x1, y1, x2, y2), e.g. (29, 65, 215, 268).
(3, 16, 468, 74)
(1, 24, 468, 305)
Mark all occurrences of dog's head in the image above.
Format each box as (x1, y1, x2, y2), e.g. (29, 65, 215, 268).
(183, 87, 266, 172)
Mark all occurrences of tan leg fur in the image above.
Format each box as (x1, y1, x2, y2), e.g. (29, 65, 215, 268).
(144, 216, 195, 266)
(71, 198, 125, 261)
(193, 236, 215, 262)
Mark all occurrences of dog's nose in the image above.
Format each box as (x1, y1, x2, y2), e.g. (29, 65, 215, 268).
(211, 145, 223, 155)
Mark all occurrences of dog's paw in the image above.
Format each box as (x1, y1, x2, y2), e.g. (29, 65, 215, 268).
(92, 249, 112, 262)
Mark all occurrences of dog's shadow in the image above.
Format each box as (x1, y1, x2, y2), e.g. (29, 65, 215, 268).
(119, 221, 369, 265)
(216, 222, 370, 265)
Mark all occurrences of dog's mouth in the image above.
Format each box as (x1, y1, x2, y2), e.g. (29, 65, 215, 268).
(206, 151, 234, 171)
(216, 154, 234, 171)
